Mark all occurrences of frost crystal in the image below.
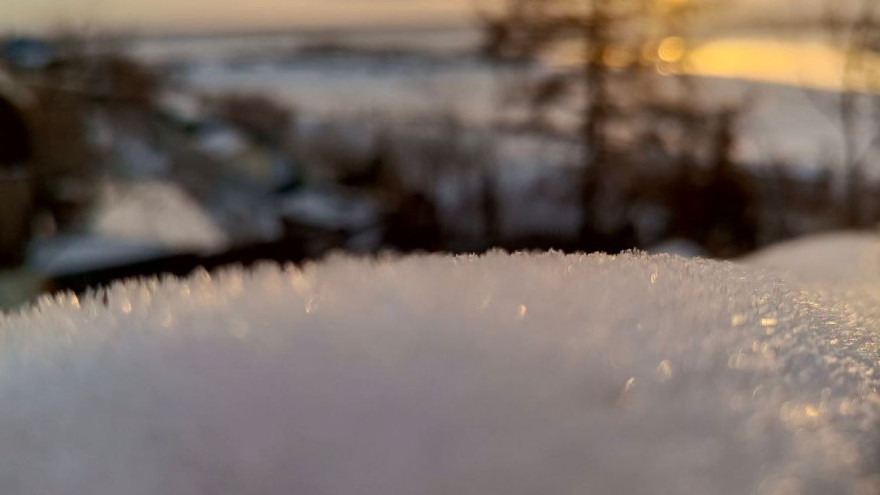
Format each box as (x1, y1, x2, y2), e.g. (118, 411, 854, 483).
(0, 250, 877, 495)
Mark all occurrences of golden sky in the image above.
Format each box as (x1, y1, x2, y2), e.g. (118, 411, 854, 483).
(0, 0, 864, 35)
(0, 0, 504, 34)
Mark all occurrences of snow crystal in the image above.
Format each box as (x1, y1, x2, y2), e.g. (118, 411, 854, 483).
(0, 251, 878, 495)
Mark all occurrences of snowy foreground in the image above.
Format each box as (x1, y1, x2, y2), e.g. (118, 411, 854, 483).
(1, 240, 880, 494)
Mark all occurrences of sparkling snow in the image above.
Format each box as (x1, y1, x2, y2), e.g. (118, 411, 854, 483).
(0, 249, 878, 494)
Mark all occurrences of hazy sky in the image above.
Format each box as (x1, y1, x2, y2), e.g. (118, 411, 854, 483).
(0, 0, 860, 35)
(0, 0, 503, 34)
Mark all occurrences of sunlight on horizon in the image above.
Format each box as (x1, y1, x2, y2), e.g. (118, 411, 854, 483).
(686, 38, 880, 94)
(550, 36, 880, 95)
(3, 0, 878, 95)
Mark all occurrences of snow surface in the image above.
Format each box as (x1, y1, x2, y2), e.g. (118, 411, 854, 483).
(743, 231, 880, 285)
(0, 250, 879, 495)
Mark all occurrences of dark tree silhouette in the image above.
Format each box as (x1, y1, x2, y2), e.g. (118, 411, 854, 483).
(478, 0, 757, 255)
(0, 96, 31, 167)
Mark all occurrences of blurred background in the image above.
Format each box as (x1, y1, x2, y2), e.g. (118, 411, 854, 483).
(1, 0, 879, 308)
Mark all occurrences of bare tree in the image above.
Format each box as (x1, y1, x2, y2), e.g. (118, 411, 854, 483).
(477, 0, 754, 254)
(827, 0, 880, 226)
(791, 0, 880, 226)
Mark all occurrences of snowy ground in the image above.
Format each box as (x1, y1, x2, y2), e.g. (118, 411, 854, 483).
(138, 30, 880, 179)
(0, 236, 878, 494)
(743, 231, 880, 285)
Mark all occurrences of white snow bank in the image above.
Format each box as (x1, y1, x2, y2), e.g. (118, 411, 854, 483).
(0, 252, 878, 495)
(743, 231, 880, 284)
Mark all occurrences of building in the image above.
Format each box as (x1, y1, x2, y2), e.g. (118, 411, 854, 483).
(0, 72, 35, 267)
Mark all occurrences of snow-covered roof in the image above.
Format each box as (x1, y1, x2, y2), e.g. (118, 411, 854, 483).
(91, 180, 228, 254)
(195, 124, 248, 160)
(27, 235, 169, 277)
(157, 89, 204, 125)
(1, 249, 878, 493)
(278, 188, 381, 231)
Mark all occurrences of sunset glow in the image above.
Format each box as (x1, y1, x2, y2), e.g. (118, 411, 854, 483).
(687, 38, 880, 93)
(548, 35, 880, 94)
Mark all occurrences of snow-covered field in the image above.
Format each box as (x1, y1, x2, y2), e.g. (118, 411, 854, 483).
(1, 236, 879, 494)
(135, 30, 880, 178)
